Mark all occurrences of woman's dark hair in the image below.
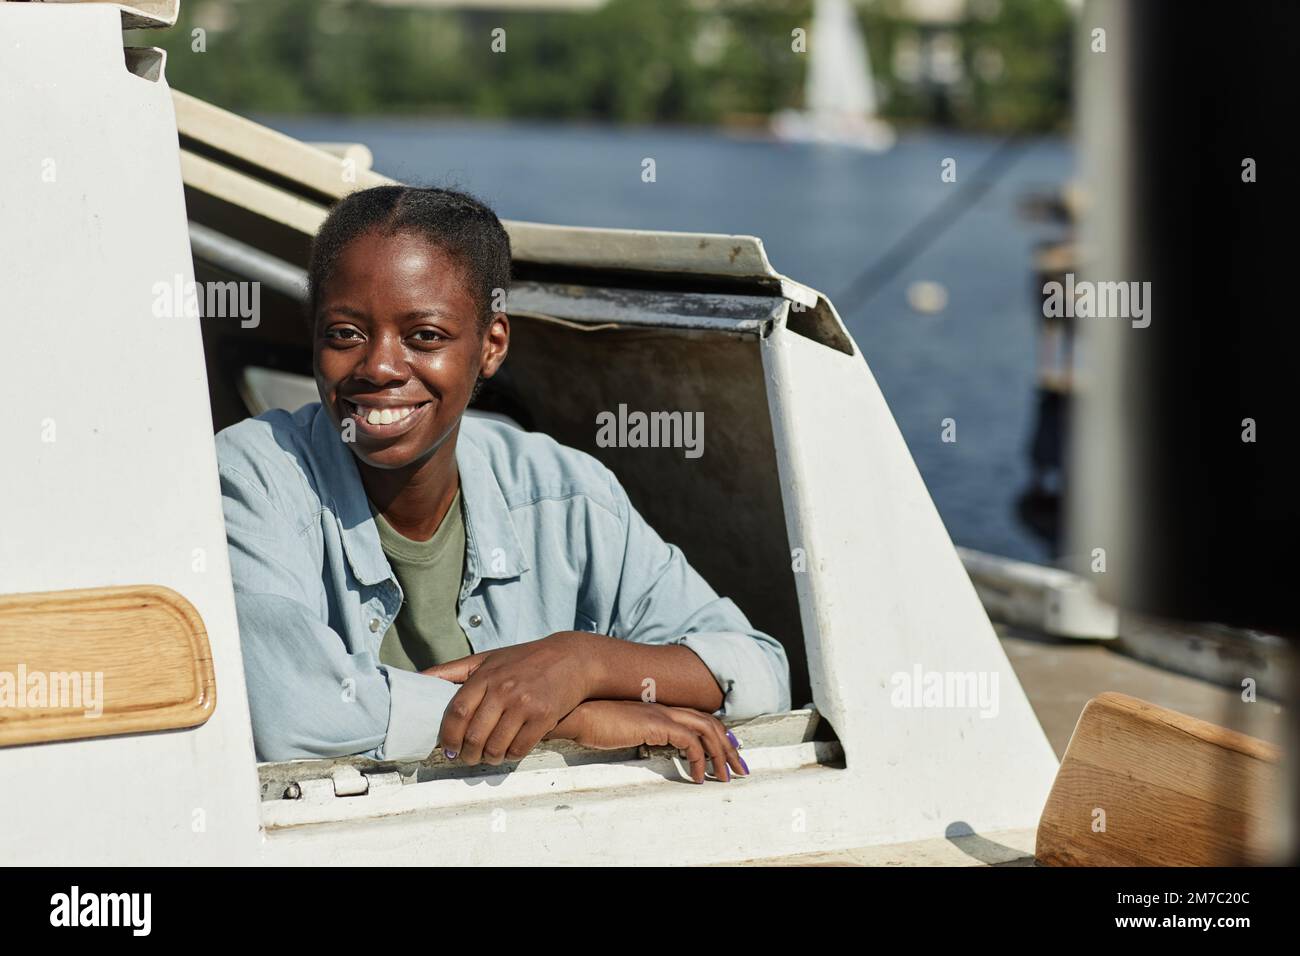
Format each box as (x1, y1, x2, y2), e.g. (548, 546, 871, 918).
(306, 185, 511, 331)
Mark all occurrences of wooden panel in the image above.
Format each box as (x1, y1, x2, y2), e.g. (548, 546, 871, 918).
(0, 585, 215, 747)
(1035, 692, 1281, 866)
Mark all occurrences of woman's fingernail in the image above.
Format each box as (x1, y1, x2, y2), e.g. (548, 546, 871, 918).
(739, 756, 750, 775)
(444, 749, 458, 760)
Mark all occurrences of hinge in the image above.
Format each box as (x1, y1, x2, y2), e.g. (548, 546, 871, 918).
(283, 766, 402, 802)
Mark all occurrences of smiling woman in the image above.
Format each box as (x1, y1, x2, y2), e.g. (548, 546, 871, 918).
(215, 185, 791, 784)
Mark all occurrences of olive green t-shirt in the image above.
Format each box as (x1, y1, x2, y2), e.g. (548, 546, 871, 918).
(370, 490, 473, 672)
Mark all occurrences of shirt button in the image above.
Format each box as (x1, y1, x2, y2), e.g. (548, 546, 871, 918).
(368, 618, 381, 633)
(468, 614, 483, 628)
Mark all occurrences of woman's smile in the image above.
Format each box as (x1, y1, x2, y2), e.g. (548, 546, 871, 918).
(342, 395, 433, 438)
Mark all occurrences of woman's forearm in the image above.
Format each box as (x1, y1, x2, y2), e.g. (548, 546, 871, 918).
(576, 632, 724, 713)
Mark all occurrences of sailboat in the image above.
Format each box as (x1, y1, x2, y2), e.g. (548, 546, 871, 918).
(773, 0, 896, 151)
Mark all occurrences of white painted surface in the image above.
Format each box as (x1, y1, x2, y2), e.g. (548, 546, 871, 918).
(260, 759, 1037, 867)
(0, 4, 262, 864)
(265, 763, 869, 866)
(761, 316, 1059, 843)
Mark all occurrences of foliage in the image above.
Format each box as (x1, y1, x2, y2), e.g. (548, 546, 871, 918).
(136, 0, 1072, 132)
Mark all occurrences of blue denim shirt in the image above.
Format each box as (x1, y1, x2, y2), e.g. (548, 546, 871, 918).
(215, 403, 791, 762)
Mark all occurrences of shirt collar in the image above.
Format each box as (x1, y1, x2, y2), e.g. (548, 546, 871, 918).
(309, 404, 528, 587)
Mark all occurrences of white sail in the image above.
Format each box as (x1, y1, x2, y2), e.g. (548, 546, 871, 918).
(772, 0, 895, 151)
(807, 0, 878, 119)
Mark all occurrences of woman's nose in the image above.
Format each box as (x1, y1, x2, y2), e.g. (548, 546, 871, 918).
(354, 332, 407, 385)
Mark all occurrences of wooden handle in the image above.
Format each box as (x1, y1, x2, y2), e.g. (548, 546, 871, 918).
(0, 584, 215, 747)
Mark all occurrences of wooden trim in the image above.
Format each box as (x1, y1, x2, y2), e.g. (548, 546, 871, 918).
(173, 90, 392, 204)
(180, 150, 330, 237)
(0, 585, 215, 747)
(1035, 692, 1281, 866)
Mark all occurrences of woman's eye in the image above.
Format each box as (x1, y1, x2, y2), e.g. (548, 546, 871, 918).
(411, 330, 445, 343)
(324, 327, 361, 341)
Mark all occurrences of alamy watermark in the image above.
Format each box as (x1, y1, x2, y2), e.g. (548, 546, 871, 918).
(1042, 272, 1151, 328)
(152, 273, 260, 328)
(595, 404, 704, 459)
(0, 665, 104, 717)
(50, 886, 150, 936)
(889, 665, 999, 718)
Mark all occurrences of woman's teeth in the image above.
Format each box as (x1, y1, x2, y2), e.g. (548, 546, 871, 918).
(352, 404, 419, 425)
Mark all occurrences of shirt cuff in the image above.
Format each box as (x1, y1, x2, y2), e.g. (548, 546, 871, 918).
(673, 631, 790, 719)
(379, 667, 460, 760)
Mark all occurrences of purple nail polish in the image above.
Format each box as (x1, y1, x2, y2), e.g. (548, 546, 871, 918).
(739, 755, 750, 775)
(444, 749, 458, 760)
(726, 730, 739, 747)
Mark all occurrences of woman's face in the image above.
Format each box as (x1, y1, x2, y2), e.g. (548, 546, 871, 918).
(313, 229, 508, 470)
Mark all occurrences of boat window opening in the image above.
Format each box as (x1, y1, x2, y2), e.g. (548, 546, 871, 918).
(493, 314, 810, 707)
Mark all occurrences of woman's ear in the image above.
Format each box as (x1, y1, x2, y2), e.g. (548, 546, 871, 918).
(478, 312, 510, 380)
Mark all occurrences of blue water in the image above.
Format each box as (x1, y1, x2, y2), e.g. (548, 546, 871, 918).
(265, 116, 1075, 563)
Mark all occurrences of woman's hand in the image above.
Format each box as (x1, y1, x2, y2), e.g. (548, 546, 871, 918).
(422, 631, 598, 767)
(549, 699, 749, 784)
